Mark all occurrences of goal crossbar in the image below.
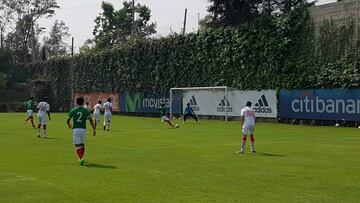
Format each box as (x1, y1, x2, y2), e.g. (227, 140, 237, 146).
(169, 86, 229, 122)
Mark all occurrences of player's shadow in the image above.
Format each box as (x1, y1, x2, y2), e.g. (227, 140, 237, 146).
(258, 152, 286, 157)
(85, 162, 117, 169)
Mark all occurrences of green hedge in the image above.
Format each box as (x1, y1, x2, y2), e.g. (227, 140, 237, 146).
(26, 8, 360, 111)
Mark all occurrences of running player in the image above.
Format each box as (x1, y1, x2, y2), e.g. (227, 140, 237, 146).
(103, 98, 112, 131)
(24, 97, 36, 128)
(159, 103, 174, 128)
(36, 97, 51, 138)
(183, 103, 200, 124)
(93, 100, 102, 128)
(67, 96, 96, 165)
(237, 101, 256, 154)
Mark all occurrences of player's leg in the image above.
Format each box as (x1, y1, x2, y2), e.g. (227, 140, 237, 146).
(103, 114, 107, 131)
(163, 116, 174, 127)
(37, 115, 42, 137)
(73, 129, 86, 164)
(107, 114, 111, 131)
(30, 116, 35, 128)
(43, 125, 47, 138)
(250, 126, 255, 153)
(190, 114, 199, 123)
(238, 127, 248, 154)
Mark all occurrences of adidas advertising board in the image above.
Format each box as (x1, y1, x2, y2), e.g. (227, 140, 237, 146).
(182, 90, 277, 118)
(279, 89, 360, 121)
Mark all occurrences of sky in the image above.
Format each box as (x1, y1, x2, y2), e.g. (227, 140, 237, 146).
(38, 0, 336, 52)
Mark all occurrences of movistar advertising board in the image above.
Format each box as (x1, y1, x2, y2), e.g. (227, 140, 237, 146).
(279, 89, 360, 121)
(120, 92, 180, 113)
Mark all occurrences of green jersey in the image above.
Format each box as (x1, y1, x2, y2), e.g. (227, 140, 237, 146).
(159, 107, 166, 117)
(68, 107, 91, 129)
(25, 100, 34, 110)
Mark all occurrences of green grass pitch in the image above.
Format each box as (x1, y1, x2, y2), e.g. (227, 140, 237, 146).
(0, 113, 360, 202)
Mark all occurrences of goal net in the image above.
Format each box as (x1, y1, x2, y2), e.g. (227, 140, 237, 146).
(169, 86, 229, 122)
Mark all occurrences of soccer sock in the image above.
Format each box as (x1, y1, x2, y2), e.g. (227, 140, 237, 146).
(80, 147, 85, 159)
(76, 147, 82, 159)
(37, 128, 40, 136)
(241, 136, 247, 151)
(43, 129, 47, 137)
(250, 135, 255, 151)
(107, 121, 110, 129)
(31, 119, 35, 127)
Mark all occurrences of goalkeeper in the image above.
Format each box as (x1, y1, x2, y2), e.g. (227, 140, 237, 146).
(183, 103, 200, 124)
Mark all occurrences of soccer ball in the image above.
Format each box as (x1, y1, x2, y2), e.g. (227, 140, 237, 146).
(335, 123, 340, 127)
(175, 123, 180, 128)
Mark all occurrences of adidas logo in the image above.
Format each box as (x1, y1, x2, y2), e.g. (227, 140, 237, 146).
(254, 95, 272, 113)
(189, 95, 200, 111)
(217, 96, 233, 112)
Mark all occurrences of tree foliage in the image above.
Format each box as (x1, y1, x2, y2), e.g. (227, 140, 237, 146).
(0, 0, 59, 63)
(93, 1, 156, 49)
(26, 7, 360, 111)
(206, 0, 314, 27)
(43, 20, 70, 58)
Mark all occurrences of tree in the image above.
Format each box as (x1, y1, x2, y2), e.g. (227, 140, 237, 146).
(199, 15, 212, 31)
(0, 1, 15, 49)
(1, 0, 59, 62)
(79, 39, 95, 54)
(207, 0, 262, 27)
(43, 20, 70, 58)
(93, 1, 156, 49)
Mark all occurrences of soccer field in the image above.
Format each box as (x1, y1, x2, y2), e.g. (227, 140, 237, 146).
(0, 113, 359, 202)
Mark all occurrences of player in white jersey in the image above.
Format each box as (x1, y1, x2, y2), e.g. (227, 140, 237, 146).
(103, 97, 113, 131)
(93, 100, 102, 128)
(83, 102, 90, 110)
(36, 97, 51, 138)
(238, 101, 256, 154)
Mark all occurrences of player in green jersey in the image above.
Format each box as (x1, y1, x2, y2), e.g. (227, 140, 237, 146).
(67, 96, 96, 165)
(159, 103, 174, 128)
(24, 97, 35, 128)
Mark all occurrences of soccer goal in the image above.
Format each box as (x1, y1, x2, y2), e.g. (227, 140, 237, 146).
(169, 86, 230, 122)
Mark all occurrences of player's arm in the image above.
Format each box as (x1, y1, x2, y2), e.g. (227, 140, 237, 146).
(240, 116, 244, 128)
(88, 117, 96, 136)
(67, 118, 72, 129)
(47, 111, 51, 121)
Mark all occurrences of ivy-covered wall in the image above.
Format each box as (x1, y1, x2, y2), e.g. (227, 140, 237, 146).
(27, 8, 360, 111)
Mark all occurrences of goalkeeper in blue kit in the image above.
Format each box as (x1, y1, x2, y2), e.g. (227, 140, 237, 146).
(183, 103, 199, 124)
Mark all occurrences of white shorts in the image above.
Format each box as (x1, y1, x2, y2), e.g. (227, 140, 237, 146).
(104, 113, 112, 122)
(73, 128, 87, 145)
(27, 110, 33, 117)
(242, 125, 255, 135)
(162, 116, 170, 122)
(37, 114, 47, 125)
(94, 113, 100, 122)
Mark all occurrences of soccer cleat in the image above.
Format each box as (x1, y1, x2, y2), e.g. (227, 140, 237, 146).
(236, 150, 244, 154)
(37, 135, 40, 138)
(79, 159, 85, 165)
(107, 129, 110, 131)
(252, 150, 256, 153)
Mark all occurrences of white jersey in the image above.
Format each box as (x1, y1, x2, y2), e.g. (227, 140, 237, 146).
(37, 101, 50, 116)
(103, 102, 112, 114)
(240, 106, 255, 127)
(93, 104, 102, 115)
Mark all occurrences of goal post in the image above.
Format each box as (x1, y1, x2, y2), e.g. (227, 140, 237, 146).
(169, 86, 229, 122)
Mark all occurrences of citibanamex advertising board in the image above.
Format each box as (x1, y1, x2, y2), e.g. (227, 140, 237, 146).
(182, 90, 277, 118)
(279, 89, 360, 121)
(73, 93, 120, 112)
(120, 92, 181, 113)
